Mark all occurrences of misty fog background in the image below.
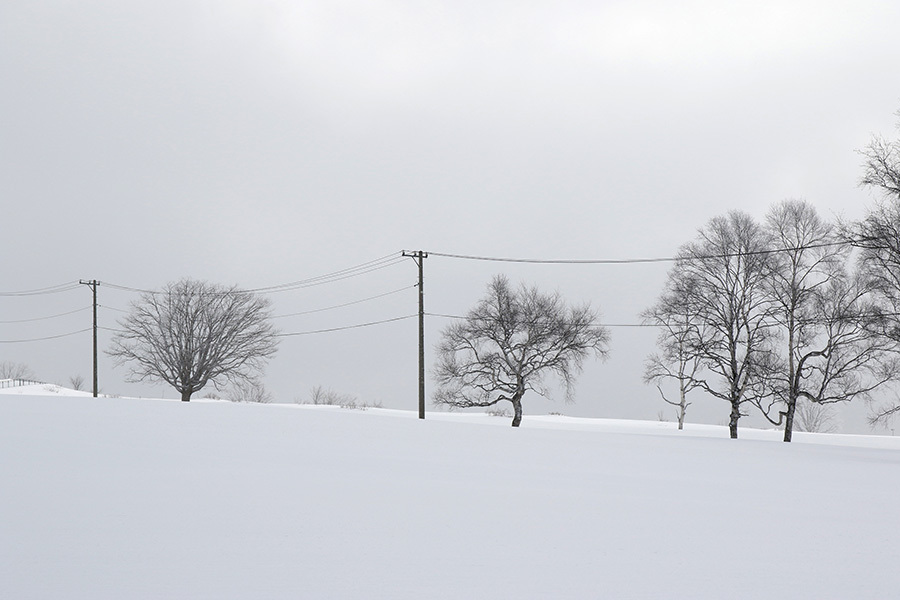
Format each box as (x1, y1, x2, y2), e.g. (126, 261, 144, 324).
(2, 1, 899, 432)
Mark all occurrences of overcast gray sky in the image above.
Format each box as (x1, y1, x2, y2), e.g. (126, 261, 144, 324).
(2, 0, 899, 431)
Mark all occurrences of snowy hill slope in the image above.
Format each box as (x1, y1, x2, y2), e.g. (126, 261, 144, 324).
(1, 394, 899, 599)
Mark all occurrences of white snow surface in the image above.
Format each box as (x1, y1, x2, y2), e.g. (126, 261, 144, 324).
(2, 390, 899, 599)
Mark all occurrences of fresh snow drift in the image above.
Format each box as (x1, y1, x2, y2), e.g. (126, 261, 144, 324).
(1, 392, 899, 599)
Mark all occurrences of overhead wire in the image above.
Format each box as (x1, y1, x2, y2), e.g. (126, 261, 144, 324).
(242, 253, 404, 294)
(276, 314, 417, 337)
(0, 328, 92, 344)
(428, 240, 852, 265)
(102, 253, 407, 296)
(99, 304, 129, 314)
(0, 242, 877, 343)
(272, 285, 416, 319)
(426, 311, 897, 329)
(101, 282, 155, 294)
(425, 312, 654, 328)
(0, 306, 90, 324)
(0, 282, 81, 297)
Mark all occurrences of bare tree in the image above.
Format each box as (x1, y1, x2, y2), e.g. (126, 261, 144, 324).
(305, 385, 358, 407)
(642, 277, 705, 430)
(758, 201, 898, 439)
(108, 279, 279, 402)
(68, 374, 85, 391)
(860, 109, 900, 199)
(0, 361, 36, 381)
(849, 207, 900, 427)
(847, 112, 900, 425)
(851, 197, 900, 318)
(765, 270, 896, 432)
(756, 201, 843, 440)
(228, 378, 273, 404)
(433, 275, 610, 427)
(657, 211, 775, 439)
(793, 398, 837, 434)
(307, 385, 332, 405)
(297, 385, 380, 409)
(853, 110, 900, 324)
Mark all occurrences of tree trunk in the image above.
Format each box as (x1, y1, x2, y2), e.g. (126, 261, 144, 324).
(784, 323, 796, 443)
(783, 398, 796, 443)
(181, 388, 192, 402)
(511, 398, 523, 427)
(729, 402, 740, 439)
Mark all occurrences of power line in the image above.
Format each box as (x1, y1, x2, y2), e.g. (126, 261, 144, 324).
(427, 311, 897, 329)
(271, 285, 416, 319)
(0, 282, 81, 297)
(102, 253, 407, 296)
(244, 254, 404, 294)
(99, 305, 129, 314)
(276, 314, 417, 337)
(428, 240, 851, 265)
(425, 312, 654, 327)
(0, 307, 90, 324)
(0, 328, 91, 344)
(101, 282, 153, 294)
(429, 252, 674, 265)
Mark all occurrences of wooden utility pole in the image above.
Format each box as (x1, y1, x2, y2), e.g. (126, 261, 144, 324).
(402, 251, 428, 419)
(79, 279, 99, 397)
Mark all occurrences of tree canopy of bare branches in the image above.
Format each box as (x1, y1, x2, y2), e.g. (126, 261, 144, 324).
(793, 399, 837, 434)
(860, 109, 900, 199)
(652, 211, 774, 439)
(642, 277, 705, 430)
(0, 361, 36, 382)
(108, 279, 279, 402)
(761, 257, 897, 439)
(228, 378, 273, 404)
(650, 203, 897, 439)
(68, 374, 86, 391)
(848, 111, 900, 425)
(433, 275, 610, 427)
(756, 200, 850, 441)
(852, 199, 900, 322)
(853, 110, 900, 330)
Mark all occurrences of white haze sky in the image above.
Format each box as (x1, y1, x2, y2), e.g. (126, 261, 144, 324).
(2, 1, 899, 432)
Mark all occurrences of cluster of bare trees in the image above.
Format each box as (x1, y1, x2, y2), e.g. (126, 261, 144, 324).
(643, 201, 896, 440)
(0, 361, 36, 381)
(54, 109, 900, 440)
(645, 110, 900, 440)
(430, 112, 900, 436)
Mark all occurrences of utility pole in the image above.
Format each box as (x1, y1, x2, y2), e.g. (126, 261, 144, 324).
(79, 280, 99, 397)
(402, 251, 428, 419)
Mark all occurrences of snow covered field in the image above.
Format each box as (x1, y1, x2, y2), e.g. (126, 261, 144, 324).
(2, 390, 899, 599)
